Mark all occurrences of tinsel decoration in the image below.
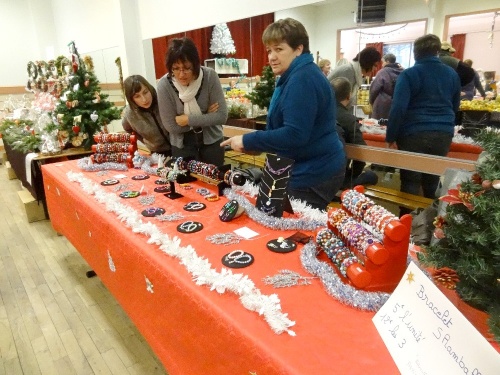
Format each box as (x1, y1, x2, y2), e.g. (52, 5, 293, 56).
(300, 241, 390, 311)
(66, 171, 296, 336)
(77, 156, 128, 172)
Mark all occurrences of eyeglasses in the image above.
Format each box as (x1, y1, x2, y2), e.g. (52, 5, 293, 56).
(171, 66, 193, 74)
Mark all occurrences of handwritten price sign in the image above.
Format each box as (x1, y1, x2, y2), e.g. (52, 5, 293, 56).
(373, 262, 500, 375)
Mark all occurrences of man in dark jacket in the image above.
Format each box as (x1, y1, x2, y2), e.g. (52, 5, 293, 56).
(439, 41, 475, 87)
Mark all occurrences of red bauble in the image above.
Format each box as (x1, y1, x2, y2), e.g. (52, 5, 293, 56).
(66, 101, 72, 109)
(72, 125, 80, 134)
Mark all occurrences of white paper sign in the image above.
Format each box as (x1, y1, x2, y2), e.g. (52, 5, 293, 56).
(373, 261, 500, 375)
(233, 226, 259, 239)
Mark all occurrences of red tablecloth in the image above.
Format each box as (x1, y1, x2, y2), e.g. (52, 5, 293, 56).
(362, 132, 483, 161)
(42, 160, 401, 374)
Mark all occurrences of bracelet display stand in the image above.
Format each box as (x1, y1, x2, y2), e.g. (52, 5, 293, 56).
(90, 132, 137, 168)
(256, 154, 294, 218)
(323, 185, 411, 293)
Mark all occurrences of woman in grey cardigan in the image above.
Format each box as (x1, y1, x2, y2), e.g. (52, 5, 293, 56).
(157, 37, 228, 166)
(122, 75, 171, 156)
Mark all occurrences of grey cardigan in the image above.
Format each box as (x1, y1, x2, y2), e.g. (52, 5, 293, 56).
(156, 66, 228, 148)
(122, 105, 171, 154)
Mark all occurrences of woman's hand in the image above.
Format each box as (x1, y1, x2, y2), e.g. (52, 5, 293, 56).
(207, 102, 219, 113)
(175, 114, 189, 127)
(220, 136, 245, 152)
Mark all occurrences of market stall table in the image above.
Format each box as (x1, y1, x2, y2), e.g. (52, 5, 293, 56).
(42, 159, 401, 374)
(362, 132, 483, 161)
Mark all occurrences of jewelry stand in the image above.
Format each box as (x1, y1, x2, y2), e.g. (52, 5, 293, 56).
(166, 180, 183, 199)
(256, 154, 294, 218)
(190, 164, 231, 196)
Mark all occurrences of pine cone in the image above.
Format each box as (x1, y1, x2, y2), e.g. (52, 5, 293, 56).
(432, 267, 459, 289)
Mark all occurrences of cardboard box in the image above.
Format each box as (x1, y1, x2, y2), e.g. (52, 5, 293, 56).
(5, 161, 17, 180)
(18, 189, 47, 222)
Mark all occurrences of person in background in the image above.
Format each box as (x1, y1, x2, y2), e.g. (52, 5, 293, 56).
(157, 37, 228, 166)
(221, 18, 345, 210)
(369, 53, 404, 120)
(461, 59, 486, 100)
(439, 41, 475, 87)
(328, 47, 381, 109)
(386, 34, 461, 215)
(122, 75, 171, 156)
(331, 77, 378, 189)
(318, 59, 331, 76)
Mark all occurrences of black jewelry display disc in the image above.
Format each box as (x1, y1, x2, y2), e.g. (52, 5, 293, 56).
(154, 185, 171, 193)
(119, 191, 140, 198)
(101, 179, 119, 186)
(219, 200, 239, 222)
(141, 207, 166, 217)
(266, 238, 297, 253)
(183, 201, 206, 212)
(154, 179, 168, 185)
(221, 251, 254, 269)
(176, 221, 203, 234)
(132, 174, 150, 180)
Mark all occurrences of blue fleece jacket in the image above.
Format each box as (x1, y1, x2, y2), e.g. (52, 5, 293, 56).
(243, 53, 345, 190)
(386, 56, 461, 143)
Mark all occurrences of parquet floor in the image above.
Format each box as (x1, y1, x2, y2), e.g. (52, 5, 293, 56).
(0, 161, 167, 374)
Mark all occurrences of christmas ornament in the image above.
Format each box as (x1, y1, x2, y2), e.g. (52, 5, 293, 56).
(72, 125, 80, 134)
(73, 83, 79, 91)
(90, 111, 98, 122)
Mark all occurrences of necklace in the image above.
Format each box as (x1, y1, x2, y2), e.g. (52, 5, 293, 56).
(260, 176, 286, 197)
(266, 159, 292, 176)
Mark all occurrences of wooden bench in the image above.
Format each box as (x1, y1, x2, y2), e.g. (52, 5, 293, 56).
(362, 185, 434, 211)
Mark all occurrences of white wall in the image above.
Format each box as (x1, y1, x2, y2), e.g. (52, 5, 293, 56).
(1, 0, 499, 88)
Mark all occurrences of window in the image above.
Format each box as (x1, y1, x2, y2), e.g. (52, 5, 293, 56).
(383, 43, 414, 69)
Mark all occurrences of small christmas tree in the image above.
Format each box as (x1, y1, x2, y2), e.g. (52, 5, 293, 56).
(245, 65, 276, 111)
(54, 41, 121, 149)
(210, 23, 236, 56)
(418, 129, 500, 343)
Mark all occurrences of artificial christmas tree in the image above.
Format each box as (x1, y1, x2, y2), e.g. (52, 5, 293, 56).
(418, 129, 500, 343)
(210, 23, 236, 56)
(245, 65, 276, 111)
(54, 41, 121, 149)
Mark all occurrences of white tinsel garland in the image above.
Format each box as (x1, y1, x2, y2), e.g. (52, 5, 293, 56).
(66, 171, 296, 335)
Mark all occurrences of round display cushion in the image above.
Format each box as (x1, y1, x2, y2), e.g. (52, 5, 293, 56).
(141, 207, 166, 217)
(183, 201, 206, 212)
(176, 221, 203, 234)
(154, 179, 168, 185)
(221, 250, 254, 269)
(101, 178, 119, 186)
(154, 185, 171, 193)
(119, 191, 140, 199)
(132, 174, 150, 180)
(266, 238, 297, 253)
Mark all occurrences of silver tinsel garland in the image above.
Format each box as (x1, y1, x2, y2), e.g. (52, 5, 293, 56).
(77, 156, 128, 172)
(300, 241, 390, 311)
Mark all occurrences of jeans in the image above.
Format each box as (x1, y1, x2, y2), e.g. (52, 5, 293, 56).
(396, 131, 453, 199)
(288, 165, 346, 211)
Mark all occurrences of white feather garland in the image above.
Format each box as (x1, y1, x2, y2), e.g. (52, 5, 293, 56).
(66, 171, 296, 335)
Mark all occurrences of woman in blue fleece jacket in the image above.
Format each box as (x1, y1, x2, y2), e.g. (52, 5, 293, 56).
(386, 34, 461, 207)
(221, 18, 345, 210)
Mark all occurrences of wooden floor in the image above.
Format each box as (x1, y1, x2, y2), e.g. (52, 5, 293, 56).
(0, 163, 167, 374)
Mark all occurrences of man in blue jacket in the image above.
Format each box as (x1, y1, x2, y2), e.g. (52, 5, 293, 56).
(386, 34, 461, 212)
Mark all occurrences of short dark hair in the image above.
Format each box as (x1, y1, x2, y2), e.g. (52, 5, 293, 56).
(262, 18, 310, 54)
(413, 34, 441, 60)
(353, 47, 382, 72)
(165, 37, 201, 78)
(331, 77, 351, 102)
(123, 75, 157, 111)
(383, 53, 396, 64)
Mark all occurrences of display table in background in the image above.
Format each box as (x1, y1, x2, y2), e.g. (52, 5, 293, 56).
(42, 160, 399, 375)
(362, 132, 483, 161)
(4, 142, 92, 217)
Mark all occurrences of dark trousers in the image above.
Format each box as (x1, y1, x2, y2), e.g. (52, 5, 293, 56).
(288, 164, 346, 211)
(396, 131, 453, 199)
(172, 131, 225, 167)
